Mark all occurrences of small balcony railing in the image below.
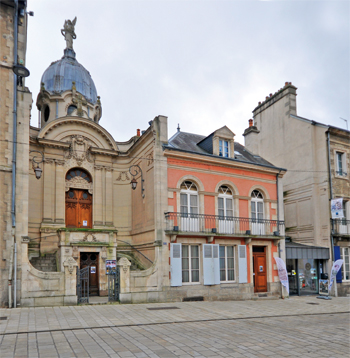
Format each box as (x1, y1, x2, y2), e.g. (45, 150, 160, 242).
(165, 212, 285, 236)
(332, 219, 350, 235)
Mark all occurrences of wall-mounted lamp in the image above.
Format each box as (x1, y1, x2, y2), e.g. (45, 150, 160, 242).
(30, 150, 44, 179)
(129, 164, 145, 198)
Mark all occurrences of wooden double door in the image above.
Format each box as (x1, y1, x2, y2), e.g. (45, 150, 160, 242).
(80, 252, 99, 296)
(253, 246, 267, 293)
(66, 189, 92, 228)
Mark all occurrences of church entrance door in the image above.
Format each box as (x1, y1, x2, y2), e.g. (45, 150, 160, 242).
(66, 189, 92, 228)
(80, 252, 99, 296)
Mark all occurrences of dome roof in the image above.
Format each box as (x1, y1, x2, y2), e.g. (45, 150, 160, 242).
(40, 49, 97, 104)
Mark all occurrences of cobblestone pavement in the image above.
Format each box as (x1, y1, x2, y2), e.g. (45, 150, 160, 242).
(0, 296, 349, 357)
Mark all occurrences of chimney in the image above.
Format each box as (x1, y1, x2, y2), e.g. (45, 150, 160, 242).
(248, 119, 253, 127)
(137, 129, 140, 137)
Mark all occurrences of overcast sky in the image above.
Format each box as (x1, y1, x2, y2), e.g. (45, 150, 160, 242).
(25, 0, 350, 144)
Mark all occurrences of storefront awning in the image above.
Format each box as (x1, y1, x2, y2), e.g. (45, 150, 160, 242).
(286, 242, 330, 260)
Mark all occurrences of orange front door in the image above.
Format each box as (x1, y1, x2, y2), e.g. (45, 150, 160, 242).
(253, 246, 267, 293)
(66, 189, 92, 228)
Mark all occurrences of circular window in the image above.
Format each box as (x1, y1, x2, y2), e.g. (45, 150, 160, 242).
(90, 254, 96, 261)
(82, 192, 88, 200)
(68, 191, 74, 198)
(43, 105, 50, 122)
(81, 253, 88, 261)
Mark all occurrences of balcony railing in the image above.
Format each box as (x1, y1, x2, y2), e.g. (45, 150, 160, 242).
(165, 212, 285, 236)
(332, 219, 350, 235)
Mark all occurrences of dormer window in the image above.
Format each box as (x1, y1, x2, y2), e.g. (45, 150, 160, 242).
(219, 139, 229, 157)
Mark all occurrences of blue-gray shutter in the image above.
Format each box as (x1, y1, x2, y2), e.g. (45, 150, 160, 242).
(238, 245, 247, 283)
(203, 244, 220, 285)
(170, 243, 182, 286)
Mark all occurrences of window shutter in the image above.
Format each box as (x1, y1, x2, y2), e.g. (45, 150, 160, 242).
(238, 245, 247, 283)
(170, 243, 182, 286)
(203, 244, 220, 285)
(213, 244, 220, 284)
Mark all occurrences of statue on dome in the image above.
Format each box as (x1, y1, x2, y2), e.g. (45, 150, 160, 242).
(61, 17, 77, 50)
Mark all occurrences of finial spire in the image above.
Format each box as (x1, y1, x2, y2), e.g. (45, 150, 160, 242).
(177, 123, 180, 132)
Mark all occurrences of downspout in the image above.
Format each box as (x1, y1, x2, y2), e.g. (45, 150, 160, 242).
(276, 169, 282, 257)
(10, 0, 19, 308)
(327, 130, 335, 262)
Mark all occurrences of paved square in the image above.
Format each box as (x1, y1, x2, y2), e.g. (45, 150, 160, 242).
(0, 297, 349, 357)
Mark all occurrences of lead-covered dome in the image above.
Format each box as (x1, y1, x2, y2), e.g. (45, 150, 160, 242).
(40, 49, 97, 105)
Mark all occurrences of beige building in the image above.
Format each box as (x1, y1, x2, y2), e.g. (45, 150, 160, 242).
(2, 12, 289, 307)
(244, 82, 350, 296)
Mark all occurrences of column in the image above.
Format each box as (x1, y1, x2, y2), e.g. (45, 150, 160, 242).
(42, 158, 54, 223)
(94, 165, 103, 226)
(55, 160, 65, 224)
(105, 167, 113, 226)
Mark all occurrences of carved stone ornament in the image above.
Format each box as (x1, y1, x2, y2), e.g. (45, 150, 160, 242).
(101, 247, 107, 262)
(117, 257, 131, 273)
(72, 246, 79, 260)
(63, 256, 78, 274)
(116, 171, 130, 181)
(64, 135, 94, 166)
(65, 176, 93, 194)
(83, 233, 97, 242)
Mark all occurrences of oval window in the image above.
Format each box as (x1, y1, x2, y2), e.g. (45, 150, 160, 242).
(43, 105, 50, 122)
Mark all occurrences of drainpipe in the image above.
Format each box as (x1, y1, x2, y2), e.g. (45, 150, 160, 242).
(10, 0, 19, 308)
(327, 131, 335, 262)
(276, 170, 282, 257)
(327, 130, 337, 297)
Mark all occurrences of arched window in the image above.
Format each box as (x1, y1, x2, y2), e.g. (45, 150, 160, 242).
(218, 185, 234, 234)
(251, 190, 264, 234)
(43, 105, 50, 122)
(65, 168, 92, 228)
(180, 181, 199, 231)
(67, 105, 77, 115)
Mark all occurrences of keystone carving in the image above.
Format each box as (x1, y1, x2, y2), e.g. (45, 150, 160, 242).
(82, 233, 97, 242)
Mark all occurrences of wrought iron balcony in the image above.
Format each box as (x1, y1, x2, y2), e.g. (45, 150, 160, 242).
(332, 219, 350, 236)
(165, 212, 285, 236)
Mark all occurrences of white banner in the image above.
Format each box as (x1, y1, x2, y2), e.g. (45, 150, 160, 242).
(274, 257, 289, 295)
(329, 259, 344, 292)
(331, 198, 344, 219)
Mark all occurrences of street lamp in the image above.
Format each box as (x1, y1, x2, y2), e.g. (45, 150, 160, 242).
(129, 164, 144, 198)
(30, 150, 44, 179)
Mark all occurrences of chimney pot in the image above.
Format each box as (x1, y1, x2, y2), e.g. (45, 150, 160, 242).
(137, 129, 141, 136)
(266, 96, 269, 100)
(248, 119, 253, 127)
(285, 82, 288, 86)
(269, 93, 272, 97)
(258, 101, 261, 105)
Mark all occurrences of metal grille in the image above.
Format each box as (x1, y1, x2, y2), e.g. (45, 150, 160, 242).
(108, 266, 120, 302)
(76, 266, 89, 304)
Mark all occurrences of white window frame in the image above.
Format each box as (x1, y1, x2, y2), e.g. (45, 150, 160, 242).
(182, 244, 200, 284)
(251, 190, 264, 235)
(219, 139, 230, 158)
(340, 247, 350, 281)
(219, 245, 235, 282)
(218, 186, 234, 234)
(335, 151, 347, 177)
(180, 181, 199, 232)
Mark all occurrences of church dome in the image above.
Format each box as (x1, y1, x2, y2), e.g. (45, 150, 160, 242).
(40, 49, 98, 104)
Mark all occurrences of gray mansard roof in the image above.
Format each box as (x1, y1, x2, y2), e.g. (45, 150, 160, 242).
(166, 130, 279, 169)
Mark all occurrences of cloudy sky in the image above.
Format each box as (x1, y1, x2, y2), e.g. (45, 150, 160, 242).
(25, 0, 349, 144)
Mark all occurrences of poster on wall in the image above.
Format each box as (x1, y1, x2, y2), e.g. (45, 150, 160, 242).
(331, 198, 344, 219)
(106, 260, 117, 275)
(329, 259, 344, 293)
(274, 257, 289, 295)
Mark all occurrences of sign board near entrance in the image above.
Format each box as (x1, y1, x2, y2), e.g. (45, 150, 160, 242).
(274, 257, 289, 295)
(106, 260, 117, 275)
